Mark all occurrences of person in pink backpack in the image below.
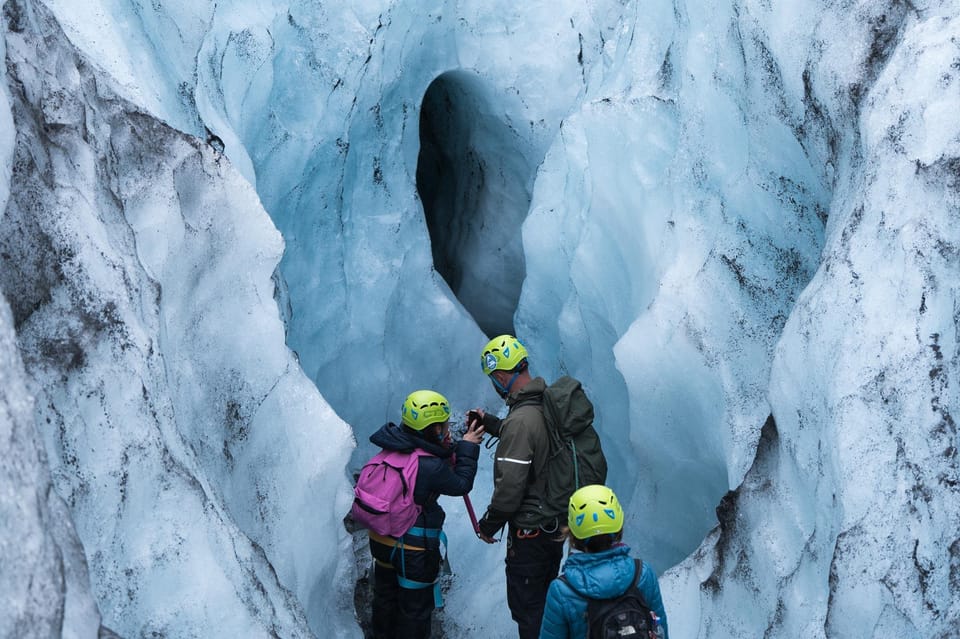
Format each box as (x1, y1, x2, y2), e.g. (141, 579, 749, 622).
(361, 390, 484, 638)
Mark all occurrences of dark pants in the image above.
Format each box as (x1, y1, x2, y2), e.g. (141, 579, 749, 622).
(369, 537, 440, 639)
(505, 523, 565, 639)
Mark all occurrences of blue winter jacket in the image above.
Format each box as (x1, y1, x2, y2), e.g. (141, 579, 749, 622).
(539, 544, 669, 639)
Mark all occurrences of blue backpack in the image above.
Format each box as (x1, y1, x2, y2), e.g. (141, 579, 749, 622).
(351, 449, 433, 536)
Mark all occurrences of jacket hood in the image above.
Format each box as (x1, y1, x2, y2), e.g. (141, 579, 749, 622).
(369, 422, 452, 458)
(561, 544, 637, 599)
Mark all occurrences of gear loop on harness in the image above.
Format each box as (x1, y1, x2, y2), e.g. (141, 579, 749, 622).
(539, 516, 560, 534)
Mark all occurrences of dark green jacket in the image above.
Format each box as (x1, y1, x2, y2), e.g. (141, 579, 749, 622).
(484, 377, 554, 529)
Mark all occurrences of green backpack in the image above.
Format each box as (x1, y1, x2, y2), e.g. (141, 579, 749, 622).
(523, 376, 608, 522)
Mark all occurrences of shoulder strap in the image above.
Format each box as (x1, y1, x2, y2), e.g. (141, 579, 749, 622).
(630, 559, 642, 591)
(629, 558, 653, 610)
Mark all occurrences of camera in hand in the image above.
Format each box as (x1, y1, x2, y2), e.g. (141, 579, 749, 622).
(467, 410, 481, 427)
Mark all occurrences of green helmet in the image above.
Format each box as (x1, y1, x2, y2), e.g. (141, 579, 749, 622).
(401, 390, 451, 431)
(481, 334, 528, 375)
(568, 484, 624, 539)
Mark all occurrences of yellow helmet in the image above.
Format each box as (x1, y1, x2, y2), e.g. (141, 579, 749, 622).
(568, 484, 624, 539)
(480, 334, 529, 375)
(401, 390, 451, 431)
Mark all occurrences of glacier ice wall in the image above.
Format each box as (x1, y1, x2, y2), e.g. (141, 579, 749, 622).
(0, 289, 104, 636)
(662, 1, 960, 637)
(517, 0, 828, 564)
(40, 0, 636, 455)
(2, 0, 958, 637)
(1, 1, 357, 636)
(1, 29, 106, 637)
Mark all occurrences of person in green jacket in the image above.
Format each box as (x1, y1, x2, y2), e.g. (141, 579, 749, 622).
(470, 334, 564, 639)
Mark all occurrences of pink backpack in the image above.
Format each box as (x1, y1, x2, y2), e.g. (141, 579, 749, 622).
(351, 449, 434, 537)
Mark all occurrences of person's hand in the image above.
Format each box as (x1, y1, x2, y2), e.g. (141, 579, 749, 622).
(477, 531, 497, 544)
(462, 412, 485, 445)
(477, 514, 503, 543)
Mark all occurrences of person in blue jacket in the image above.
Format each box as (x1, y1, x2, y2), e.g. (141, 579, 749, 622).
(366, 390, 484, 639)
(539, 484, 669, 639)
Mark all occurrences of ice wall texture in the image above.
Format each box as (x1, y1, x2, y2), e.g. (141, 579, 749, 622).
(517, 0, 829, 564)
(0, 33, 108, 634)
(0, 2, 357, 637)
(662, 2, 960, 637)
(41, 0, 636, 453)
(0, 293, 105, 636)
(2, 0, 958, 638)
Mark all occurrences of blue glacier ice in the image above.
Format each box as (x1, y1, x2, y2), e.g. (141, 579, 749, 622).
(1, 0, 957, 637)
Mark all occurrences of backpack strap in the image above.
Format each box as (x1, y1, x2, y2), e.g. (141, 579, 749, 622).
(628, 558, 654, 612)
(630, 558, 643, 592)
(368, 531, 427, 551)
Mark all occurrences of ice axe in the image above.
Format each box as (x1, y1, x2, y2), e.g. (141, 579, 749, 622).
(463, 493, 481, 535)
(464, 494, 500, 542)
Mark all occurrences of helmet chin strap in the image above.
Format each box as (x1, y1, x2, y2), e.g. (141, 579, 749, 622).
(491, 370, 521, 398)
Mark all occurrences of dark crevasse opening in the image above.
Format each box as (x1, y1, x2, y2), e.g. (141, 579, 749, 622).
(416, 70, 535, 338)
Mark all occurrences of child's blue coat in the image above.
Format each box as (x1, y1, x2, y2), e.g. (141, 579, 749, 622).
(539, 544, 669, 639)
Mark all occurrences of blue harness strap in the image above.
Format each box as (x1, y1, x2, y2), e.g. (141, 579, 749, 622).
(407, 526, 443, 539)
(389, 527, 448, 608)
(395, 576, 443, 608)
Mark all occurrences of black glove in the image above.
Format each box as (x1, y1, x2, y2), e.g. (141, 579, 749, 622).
(478, 512, 506, 538)
(481, 413, 503, 437)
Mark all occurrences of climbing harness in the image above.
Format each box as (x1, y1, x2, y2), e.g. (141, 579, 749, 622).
(374, 527, 448, 608)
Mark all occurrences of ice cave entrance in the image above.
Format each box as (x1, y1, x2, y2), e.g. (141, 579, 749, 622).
(416, 70, 535, 337)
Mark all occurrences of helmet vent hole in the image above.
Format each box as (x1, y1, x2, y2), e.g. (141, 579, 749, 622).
(416, 71, 534, 337)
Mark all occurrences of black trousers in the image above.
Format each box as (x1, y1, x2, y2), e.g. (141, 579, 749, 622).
(369, 537, 440, 639)
(504, 523, 565, 639)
